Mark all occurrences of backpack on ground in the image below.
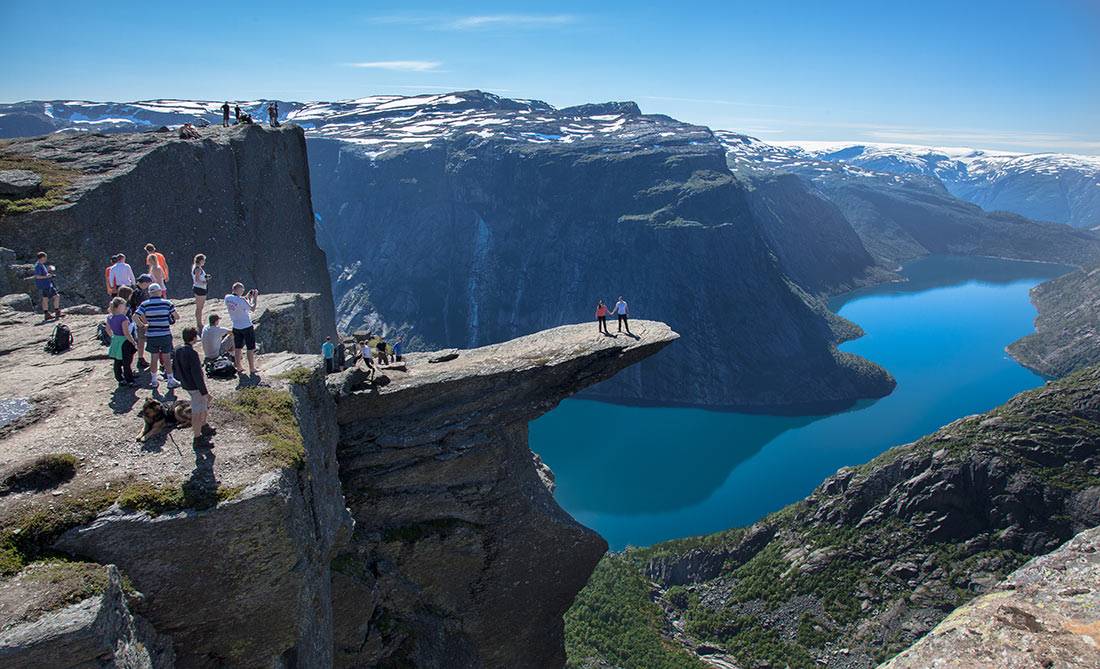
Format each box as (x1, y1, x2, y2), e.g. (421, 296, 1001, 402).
(96, 321, 111, 347)
(45, 323, 73, 354)
(205, 355, 237, 379)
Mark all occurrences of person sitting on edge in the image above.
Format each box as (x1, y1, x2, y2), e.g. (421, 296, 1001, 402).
(322, 336, 335, 374)
(174, 326, 215, 449)
(135, 283, 180, 389)
(596, 300, 610, 335)
(27, 251, 61, 321)
(201, 313, 233, 362)
(613, 295, 631, 334)
(105, 296, 138, 387)
(225, 282, 259, 375)
(108, 253, 135, 296)
(128, 274, 152, 370)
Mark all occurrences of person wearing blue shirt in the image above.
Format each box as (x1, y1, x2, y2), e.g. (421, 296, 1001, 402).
(393, 337, 404, 363)
(27, 251, 61, 320)
(321, 336, 335, 374)
(135, 283, 180, 389)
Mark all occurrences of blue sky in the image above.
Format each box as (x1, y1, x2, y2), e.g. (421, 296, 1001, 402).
(2, 0, 1097, 153)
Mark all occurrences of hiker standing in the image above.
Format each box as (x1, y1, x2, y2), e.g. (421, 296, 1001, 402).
(135, 283, 180, 389)
(192, 253, 210, 329)
(105, 255, 118, 297)
(106, 296, 137, 387)
(144, 243, 169, 294)
(221, 101, 231, 127)
(613, 296, 631, 334)
(234, 105, 242, 123)
(225, 282, 259, 376)
(27, 251, 61, 320)
(175, 327, 215, 448)
(596, 300, 610, 335)
(268, 102, 279, 127)
(108, 253, 135, 296)
(393, 337, 404, 363)
(322, 336, 335, 374)
(127, 275, 152, 370)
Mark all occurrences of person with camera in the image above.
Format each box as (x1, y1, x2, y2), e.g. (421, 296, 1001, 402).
(225, 282, 260, 376)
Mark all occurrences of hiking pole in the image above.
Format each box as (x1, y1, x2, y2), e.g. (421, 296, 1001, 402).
(167, 429, 183, 457)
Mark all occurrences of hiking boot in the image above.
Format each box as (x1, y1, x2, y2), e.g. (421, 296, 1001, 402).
(166, 377, 181, 389)
(192, 435, 214, 449)
(201, 424, 217, 436)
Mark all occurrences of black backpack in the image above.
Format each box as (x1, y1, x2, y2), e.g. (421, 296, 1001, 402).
(205, 355, 237, 379)
(45, 323, 73, 354)
(96, 321, 111, 347)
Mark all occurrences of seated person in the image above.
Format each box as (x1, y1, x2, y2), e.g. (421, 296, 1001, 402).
(201, 313, 233, 361)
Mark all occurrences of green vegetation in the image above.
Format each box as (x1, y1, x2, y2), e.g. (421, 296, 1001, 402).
(564, 555, 706, 669)
(218, 387, 304, 468)
(0, 486, 120, 576)
(0, 150, 76, 216)
(25, 559, 111, 602)
(116, 480, 242, 515)
(0, 453, 79, 495)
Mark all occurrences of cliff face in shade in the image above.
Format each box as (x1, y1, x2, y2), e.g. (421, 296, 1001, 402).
(1008, 266, 1100, 378)
(305, 95, 894, 411)
(0, 125, 335, 338)
(326, 321, 677, 667)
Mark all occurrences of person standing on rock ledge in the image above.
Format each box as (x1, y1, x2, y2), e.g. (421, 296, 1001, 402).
(225, 282, 259, 376)
(144, 243, 169, 294)
(108, 253, 135, 297)
(613, 296, 631, 335)
(175, 327, 215, 449)
(135, 283, 180, 390)
(191, 253, 210, 329)
(26, 251, 60, 321)
(595, 300, 610, 335)
(322, 336, 335, 374)
(221, 101, 230, 128)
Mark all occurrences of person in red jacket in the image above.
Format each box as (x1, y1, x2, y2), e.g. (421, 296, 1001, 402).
(595, 300, 610, 335)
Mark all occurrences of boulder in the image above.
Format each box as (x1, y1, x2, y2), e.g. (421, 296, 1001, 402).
(0, 170, 42, 197)
(0, 293, 32, 312)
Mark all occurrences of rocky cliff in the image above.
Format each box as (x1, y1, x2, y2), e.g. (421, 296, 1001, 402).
(881, 525, 1100, 669)
(304, 93, 893, 411)
(0, 290, 677, 666)
(0, 124, 335, 336)
(1008, 266, 1100, 378)
(566, 365, 1100, 669)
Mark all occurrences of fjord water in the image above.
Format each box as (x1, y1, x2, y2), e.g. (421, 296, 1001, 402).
(531, 256, 1070, 550)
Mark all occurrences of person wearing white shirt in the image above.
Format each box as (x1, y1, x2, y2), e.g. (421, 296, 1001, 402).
(108, 254, 135, 295)
(224, 282, 259, 375)
(613, 296, 631, 334)
(200, 313, 233, 361)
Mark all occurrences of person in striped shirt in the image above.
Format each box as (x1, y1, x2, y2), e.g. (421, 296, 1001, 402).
(134, 283, 180, 389)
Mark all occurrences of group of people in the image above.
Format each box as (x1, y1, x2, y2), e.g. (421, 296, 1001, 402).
(29, 244, 268, 449)
(220, 101, 279, 128)
(321, 331, 403, 375)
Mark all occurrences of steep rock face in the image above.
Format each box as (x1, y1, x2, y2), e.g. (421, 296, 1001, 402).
(0, 125, 335, 337)
(1008, 266, 1100, 378)
(327, 321, 677, 667)
(744, 174, 882, 294)
(881, 526, 1100, 669)
(573, 365, 1100, 669)
(307, 105, 894, 410)
(0, 564, 174, 668)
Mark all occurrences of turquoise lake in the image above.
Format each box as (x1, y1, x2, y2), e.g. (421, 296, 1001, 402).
(530, 256, 1071, 550)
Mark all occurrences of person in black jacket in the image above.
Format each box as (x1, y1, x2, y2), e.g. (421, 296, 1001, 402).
(221, 101, 230, 127)
(174, 327, 215, 448)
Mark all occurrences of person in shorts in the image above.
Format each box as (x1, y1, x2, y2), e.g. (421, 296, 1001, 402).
(174, 327, 215, 448)
(134, 283, 180, 389)
(225, 282, 259, 376)
(192, 253, 210, 329)
(27, 251, 61, 320)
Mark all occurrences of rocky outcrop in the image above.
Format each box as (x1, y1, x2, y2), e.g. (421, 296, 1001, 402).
(0, 125, 335, 338)
(0, 170, 41, 197)
(882, 526, 1100, 669)
(327, 320, 678, 667)
(307, 99, 894, 411)
(572, 365, 1100, 669)
(1008, 266, 1100, 378)
(0, 564, 173, 668)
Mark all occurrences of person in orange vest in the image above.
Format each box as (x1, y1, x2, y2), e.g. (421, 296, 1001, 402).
(144, 243, 169, 295)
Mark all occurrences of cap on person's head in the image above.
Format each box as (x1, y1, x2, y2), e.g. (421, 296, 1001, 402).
(37, 251, 47, 259)
(117, 253, 125, 260)
(148, 283, 163, 294)
(144, 243, 155, 252)
(137, 274, 152, 284)
(232, 282, 245, 293)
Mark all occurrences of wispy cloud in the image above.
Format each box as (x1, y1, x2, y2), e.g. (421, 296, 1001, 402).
(347, 60, 443, 72)
(370, 13, 578, 31)
(390, 84, 518, 93)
